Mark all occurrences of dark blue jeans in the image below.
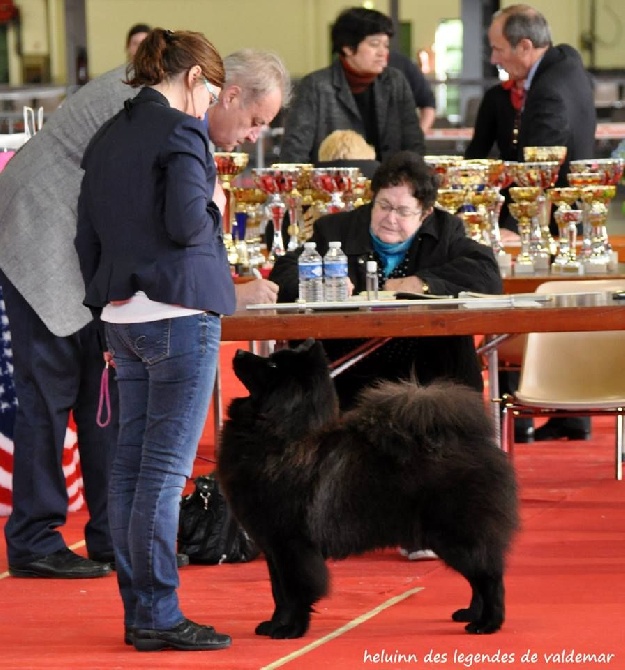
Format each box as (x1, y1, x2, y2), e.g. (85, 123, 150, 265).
(105, 313, 220, 630)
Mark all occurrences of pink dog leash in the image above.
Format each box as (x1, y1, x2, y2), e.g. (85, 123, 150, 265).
(96, 362, 111, 428)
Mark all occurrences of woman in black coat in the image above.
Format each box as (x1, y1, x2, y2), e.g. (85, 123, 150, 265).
(270, 151, 503, 409)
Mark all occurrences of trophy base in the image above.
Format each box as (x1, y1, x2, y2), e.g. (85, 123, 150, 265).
(551, 263, 584, 275)
(532, 255, 550, 274)
(584, 260, 608, 274)
(513, 262, 535, 275)
(496, 253, 512, 277)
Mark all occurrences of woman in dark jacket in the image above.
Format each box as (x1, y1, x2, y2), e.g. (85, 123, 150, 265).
(75, 29, 233, 652)
(279, 7, 425, 164)
(270, 151, 502, 408)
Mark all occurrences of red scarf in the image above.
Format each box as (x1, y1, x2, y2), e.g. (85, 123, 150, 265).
(501, 79, 525, 111)
(340, 56, 378, 94)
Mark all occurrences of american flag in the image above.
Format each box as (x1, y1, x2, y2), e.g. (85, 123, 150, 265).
(0, 286, 84, 516)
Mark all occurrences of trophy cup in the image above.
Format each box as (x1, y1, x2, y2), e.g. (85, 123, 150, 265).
(509, 186, 542, 274)
(567, 171, 605, 260)
(214, 152, 249, 235)
(512, 161, 560, 263)
(523, 145, 567, 165)
(569, 158, 623, 270)
(548, 187, 582, 274)
(424, 155, 464, 188)
(467, 188, 506, 247)
(436, 188, 466, 215)
(569, 158, 624, 186)
(351, 176, 372, 209)
(459, 209, 488, 243)
(311, 167, 360, 213)
(272, 163, 314, 250)
(252, 166, 300, 262)
(579, 184, 616, 273)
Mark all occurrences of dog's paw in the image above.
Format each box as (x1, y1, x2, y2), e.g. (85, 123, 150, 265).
(255, 620, 276, 637)
(269, 620, 308, 639)
(465, 618, 503, 634)
(452, 606, 478, 623)
(255, 616, 309, 639)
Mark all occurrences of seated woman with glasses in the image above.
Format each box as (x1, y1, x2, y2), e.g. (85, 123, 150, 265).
(269, 150, 503, 409)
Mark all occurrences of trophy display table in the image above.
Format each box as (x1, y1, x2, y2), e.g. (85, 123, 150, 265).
(503, 234, 625, 262)
(502, 264, 625, 294)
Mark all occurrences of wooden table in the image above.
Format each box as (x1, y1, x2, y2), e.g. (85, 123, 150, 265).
(222, 294, 624, 342)
(219, 293, 625, 444)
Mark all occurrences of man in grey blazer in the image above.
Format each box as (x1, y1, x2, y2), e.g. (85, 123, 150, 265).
(0, 49, 287, 578)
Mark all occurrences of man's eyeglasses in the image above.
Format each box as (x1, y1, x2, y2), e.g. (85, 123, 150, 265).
(374, 199, 421, 220)
(203, 79, 220, 107)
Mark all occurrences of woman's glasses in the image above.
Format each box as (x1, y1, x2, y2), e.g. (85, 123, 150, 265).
(203, 79, 220, 107)
(374, 199, 421, 220)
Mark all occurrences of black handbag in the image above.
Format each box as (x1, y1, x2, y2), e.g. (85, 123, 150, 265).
(177, 472, 260, 565)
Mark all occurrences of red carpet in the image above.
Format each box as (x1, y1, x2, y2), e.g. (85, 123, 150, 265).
(1, 342, 624, 669)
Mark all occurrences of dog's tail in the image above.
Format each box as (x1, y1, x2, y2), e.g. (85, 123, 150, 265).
(356, 379, 494, 441)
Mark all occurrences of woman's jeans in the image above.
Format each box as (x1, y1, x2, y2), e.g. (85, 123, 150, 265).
(105, 313, 220, 630)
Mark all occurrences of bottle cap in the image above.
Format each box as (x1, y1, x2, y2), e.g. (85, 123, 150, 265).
(366, 260, 378, 272)
(329, 241, 341, 248)
(303, 242, 316, 249)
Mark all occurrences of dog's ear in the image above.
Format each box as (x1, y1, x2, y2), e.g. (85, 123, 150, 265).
(232, 349, 274, 396)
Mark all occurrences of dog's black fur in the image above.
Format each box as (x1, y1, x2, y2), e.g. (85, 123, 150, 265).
(218, 339, 519, 638)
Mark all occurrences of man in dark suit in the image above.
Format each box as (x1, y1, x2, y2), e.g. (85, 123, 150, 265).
(488, 4, 596, 187)
(488, 5, 595, 442)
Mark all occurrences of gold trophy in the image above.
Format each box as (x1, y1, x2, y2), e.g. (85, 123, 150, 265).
(523, 146, 567, 165)
(436, 188, 465, 215)
(509, 186, 542, 274)
(214, 152, 249, 236)
(424, 155, 464, 188)
(548, 187, 582, 274)
(512, 161, 560, 264)
(569, 158, 623, 270)
(579, 184, 616, 273)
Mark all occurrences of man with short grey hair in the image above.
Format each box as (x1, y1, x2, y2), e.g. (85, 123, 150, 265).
(488, 4, 595, 443)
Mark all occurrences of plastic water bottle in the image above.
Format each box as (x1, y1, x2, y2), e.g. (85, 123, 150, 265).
(298, 242, 323, 303)
(323, 241, 349, 302)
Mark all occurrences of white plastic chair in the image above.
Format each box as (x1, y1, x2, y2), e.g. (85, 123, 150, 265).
(503, 279, 625, 480)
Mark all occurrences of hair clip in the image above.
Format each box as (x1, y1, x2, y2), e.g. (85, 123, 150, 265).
(163, 29, 174, 43)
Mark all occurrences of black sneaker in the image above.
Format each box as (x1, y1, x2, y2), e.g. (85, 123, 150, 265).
(133, 618, 232, 652)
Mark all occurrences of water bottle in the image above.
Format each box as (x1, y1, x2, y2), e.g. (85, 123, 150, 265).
(298, 242, 323, 303)
(366, 260, 379, 300)
(323, 241, 349, 302)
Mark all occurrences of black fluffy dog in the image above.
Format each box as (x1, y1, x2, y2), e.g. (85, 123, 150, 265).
(218, 339, 519, 638)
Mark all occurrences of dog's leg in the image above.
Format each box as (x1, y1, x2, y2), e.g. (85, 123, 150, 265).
(255, 536, 329, 639)
(255, 554, 289, 636)
(451, 587, 483, 623)
(463, 573, 505, 634)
